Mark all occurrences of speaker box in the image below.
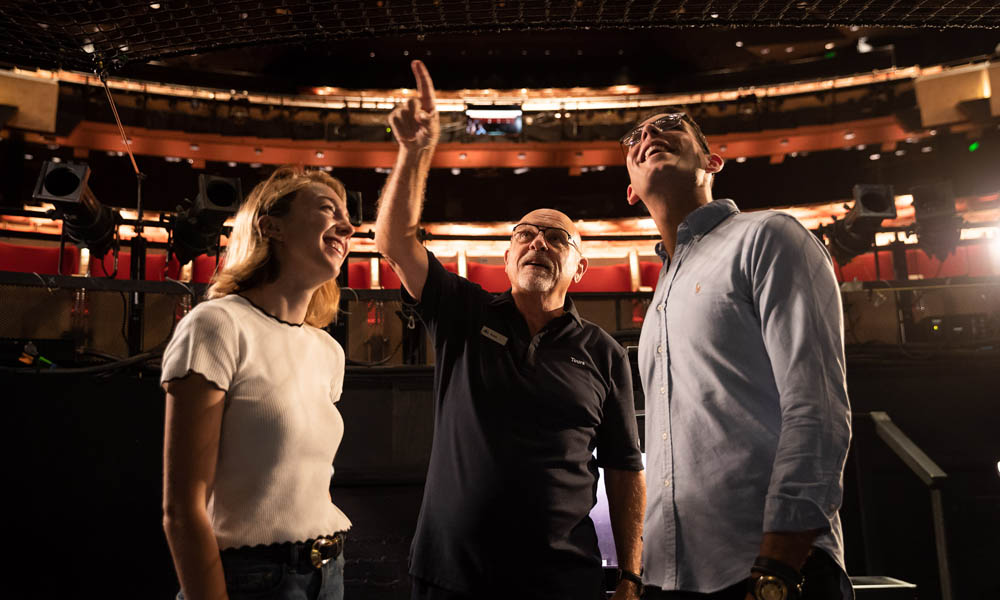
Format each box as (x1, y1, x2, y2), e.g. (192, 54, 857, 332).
(0, 70, 59, 133)
(914, 64, 992, 127)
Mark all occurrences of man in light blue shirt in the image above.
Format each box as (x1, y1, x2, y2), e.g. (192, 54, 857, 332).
(621, 112, 853, 600)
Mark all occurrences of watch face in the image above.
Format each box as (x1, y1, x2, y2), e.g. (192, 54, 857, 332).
(755, 575, 788, 600)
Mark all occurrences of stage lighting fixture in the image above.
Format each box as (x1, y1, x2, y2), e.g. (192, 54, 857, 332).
(172, 174, 242, 265)
(825, 184, 897, 265)
(32, 160, 117, 257)
(911, 182, 963, 262)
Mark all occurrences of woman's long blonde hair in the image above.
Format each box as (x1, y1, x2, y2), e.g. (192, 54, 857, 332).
(207, 166, 348, 328)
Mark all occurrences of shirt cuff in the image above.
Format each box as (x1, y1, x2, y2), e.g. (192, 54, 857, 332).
(763, 493, 835, 533)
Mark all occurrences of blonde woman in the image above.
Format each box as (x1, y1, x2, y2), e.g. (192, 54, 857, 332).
(161, 166, 355, 600)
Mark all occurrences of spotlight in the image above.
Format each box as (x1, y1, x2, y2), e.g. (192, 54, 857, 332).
(171, 174, 242, 265)
(911, 182, 963, 262)
(824, 184, 897, 265)
(32, 161, 117, 257)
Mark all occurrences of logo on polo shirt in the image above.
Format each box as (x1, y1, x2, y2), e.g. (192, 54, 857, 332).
(570, 356, 587, 367)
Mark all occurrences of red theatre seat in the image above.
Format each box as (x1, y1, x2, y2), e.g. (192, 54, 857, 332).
(347, 261, 371, 288)
(192, 254, 223, 284)
(95, 252, 221, 283)
(378, 260, 402, 290)
(570, 263, 633, 292)
(0, 241, 79, 275)
(639, 261, 664, 289)
(467, 262, 510, 293)
(834, 251, 894, 282)
(964, 243, 1000, 277)
(905, 245, 1000, 279)
(374, 260, 458, 290)
(823, 242, 1000, 282)
(91, 250, 178, 281)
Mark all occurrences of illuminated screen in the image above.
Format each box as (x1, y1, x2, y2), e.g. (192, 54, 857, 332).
(465, 105, 522, 136)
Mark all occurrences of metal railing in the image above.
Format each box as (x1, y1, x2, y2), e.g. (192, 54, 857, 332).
(869, 411, 953, 600)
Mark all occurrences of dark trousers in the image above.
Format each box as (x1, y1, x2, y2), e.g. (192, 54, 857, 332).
(412, 573, 606, 600)
(642, 548, 843, 600)
(411, 578, 474, 600)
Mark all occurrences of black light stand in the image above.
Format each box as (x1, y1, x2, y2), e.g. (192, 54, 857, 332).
(889, 236, 914, 344)
(95, 65, 152, 357)
(127, 173, 148, 356)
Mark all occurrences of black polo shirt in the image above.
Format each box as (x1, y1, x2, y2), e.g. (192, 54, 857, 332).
(403, 250, 643, 598)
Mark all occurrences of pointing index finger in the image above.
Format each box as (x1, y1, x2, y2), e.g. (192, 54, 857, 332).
(411, 60, 436, 113)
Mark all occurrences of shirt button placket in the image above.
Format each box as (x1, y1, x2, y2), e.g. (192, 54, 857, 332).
(660, 291, 677, 585)
(660, 247, 686, 588)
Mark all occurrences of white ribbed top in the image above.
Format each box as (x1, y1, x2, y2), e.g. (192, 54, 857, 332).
(161, 293, 352, 549)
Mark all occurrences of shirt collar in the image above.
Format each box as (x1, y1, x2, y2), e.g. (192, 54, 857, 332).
(489, 290, 582, 325)
(653, 198, 740, 261)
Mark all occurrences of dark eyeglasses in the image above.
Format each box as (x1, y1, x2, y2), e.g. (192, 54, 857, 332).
(511, 223, 580, 251)
(619, 112, 711, 156)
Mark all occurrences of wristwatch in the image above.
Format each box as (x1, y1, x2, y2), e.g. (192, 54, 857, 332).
(748, 556, 803, 600)
(751, 573, 792, 600)
(617, 568, 643, 595)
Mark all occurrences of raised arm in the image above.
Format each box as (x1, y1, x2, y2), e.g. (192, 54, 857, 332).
(374, 60, 440, 301)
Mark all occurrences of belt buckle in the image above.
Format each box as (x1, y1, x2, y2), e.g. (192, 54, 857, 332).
(309, 534, 341, 569)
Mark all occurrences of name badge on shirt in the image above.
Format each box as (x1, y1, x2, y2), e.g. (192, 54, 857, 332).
(480, 326, 508, 347)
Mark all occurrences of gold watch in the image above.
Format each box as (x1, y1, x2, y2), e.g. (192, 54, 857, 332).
(752, 574, 790, 600)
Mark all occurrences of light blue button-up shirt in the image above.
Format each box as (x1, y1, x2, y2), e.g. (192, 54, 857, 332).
(639, 199, 852, 596)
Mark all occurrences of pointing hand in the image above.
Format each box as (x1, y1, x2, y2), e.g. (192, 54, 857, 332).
(388, 60, 440, 150)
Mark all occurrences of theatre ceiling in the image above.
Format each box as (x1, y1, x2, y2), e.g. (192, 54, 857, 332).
(1, 1, 998, 223)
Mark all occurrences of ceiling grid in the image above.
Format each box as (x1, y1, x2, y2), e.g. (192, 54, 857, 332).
(0, 1, 996, 75)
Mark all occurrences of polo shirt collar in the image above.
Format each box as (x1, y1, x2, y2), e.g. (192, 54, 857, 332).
(654, 198, 740, 261)
(490, 290, 583, 326)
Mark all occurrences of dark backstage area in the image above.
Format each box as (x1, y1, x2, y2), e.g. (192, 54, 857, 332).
(0, 2, 998, 600)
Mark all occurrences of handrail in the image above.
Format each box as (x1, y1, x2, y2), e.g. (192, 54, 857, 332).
(870, 412, 947, 487)
(868, 411, 953, 600)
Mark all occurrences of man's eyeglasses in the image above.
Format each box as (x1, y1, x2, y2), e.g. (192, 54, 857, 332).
(511, 223, 580, 252)
(619, 112, 711, 156)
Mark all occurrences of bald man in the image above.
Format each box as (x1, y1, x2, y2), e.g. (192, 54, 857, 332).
(375, 61, 646, 600)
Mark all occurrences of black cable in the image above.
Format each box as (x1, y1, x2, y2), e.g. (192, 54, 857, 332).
(95, 249, 131, 349)
(0, 350, 161, 375)
(344, 340, 404, 367)
(77, 348, 125, 362)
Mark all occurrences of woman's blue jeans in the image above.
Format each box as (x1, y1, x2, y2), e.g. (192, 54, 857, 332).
(178, 543, 345, 600)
